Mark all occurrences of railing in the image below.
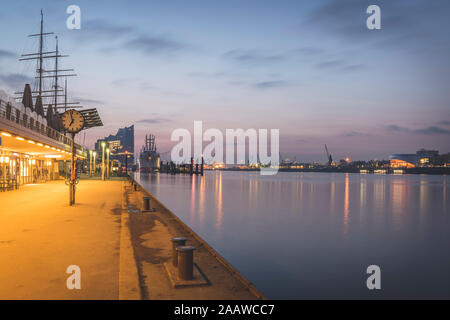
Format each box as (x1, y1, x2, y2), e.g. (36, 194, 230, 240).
(0, 98, 85, 153)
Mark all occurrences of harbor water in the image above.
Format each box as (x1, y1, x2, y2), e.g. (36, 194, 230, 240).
(135, 171, 450, 299)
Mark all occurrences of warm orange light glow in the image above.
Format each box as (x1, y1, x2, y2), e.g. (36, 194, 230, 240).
(390, 159, 415, 168)
(16, 136, 25, 141)
(37, 143, 43, 146)
(1, 132, 12, 137)
(27, 140, 35, 144)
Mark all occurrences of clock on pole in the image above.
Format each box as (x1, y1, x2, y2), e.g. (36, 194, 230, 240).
(61, 109, 85, 133)
(62, 109, 85, 205)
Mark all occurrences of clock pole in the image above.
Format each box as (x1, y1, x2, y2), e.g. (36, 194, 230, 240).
(62, 109, 87, 206)
(70, 132, 76, 205)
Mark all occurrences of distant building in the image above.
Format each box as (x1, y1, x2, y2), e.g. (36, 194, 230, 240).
(95, 125, 134, 168)
(389, 149, 439, 168)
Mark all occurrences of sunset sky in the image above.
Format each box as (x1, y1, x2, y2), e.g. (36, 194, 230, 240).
(0, 0, 449, 162)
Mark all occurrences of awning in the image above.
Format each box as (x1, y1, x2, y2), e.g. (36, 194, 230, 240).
(80, 108, 103, 129)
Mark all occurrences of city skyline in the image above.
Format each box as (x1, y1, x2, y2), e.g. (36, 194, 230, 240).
(0, 0, 449, 162)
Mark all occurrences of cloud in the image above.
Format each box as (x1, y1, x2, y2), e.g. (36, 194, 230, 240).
(316, 60, 344, 69)
(414, 126, 450, 135)
(342, 131, 370, 137)
(223, 49, 284, 65)
(0, 73, 33, 90)
(0, 49, 16, 59)
(76, 20, 135, 42)
(385, 124, 450, 135)
(252, 81, 288, 89)
(305, 0, 450, 52)
(136, 118, 171, 124)
(316, 59, 364, 72)
(385, 124, 409, 132)
(437, 120, 450, 126)
(73, 97, 105, 105)
(293, 47, 324, 56)
(187, 72, 228, 79)
(125, 35, 186, 55)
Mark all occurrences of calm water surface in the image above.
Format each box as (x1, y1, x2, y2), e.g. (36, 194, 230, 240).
(135, 171, 450, 299)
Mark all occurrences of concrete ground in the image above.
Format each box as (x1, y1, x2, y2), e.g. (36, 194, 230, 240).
(125, 184, 262, 300)
(0, 179, 137, 299)
(0, 178, 263, 300)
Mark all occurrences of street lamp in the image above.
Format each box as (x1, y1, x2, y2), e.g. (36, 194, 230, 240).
(101, 141, 106, 181)
(125, 150, 128, 175)
(93, 151, 97, 175)
(106, 148, 110, 179)
(89, 150, 93, 176)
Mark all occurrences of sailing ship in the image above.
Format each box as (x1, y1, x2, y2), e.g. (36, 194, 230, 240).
(16, 10, 80, 117)
(139, 134, 160, 172)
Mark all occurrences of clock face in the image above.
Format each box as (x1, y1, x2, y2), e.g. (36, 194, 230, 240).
(61, 109, 85, 133)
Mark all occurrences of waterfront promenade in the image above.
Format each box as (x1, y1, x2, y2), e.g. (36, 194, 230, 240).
(0, 180, 132, 299)
(0, 178, 262, 299)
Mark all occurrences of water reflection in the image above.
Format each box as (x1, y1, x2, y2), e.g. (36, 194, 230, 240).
(344, 173, 349, 234)
(215, 172, 223, 232)
(136, 172, 450, 299)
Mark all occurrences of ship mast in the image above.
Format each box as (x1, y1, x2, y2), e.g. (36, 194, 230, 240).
(16, 10, 81, 111)
(38, 9, 44, 96)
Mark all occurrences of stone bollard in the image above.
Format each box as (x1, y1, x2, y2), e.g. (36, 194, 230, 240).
(177, 246, 195, 280)
(171, 237, 187, 266)
(143, 196, 151, 211)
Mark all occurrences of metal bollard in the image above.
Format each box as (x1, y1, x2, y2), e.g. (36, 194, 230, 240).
(133, 183, 137, 191)
(171, 237, 187, 266)
(143, 196, 151, 211)
(177, 246, 195, 280)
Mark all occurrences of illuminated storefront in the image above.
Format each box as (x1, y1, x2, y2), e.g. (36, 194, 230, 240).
(0, 150, 58, 185)
(1, 89, 86, 190)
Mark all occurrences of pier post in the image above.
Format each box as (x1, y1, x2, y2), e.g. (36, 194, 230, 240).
(177, 246, 195, 280)
(171, 237, 187, 266)
(143, 196, 151, 211)
(190, 157, 194, 175)
(195, 163, 199, 175)
(201, 156, 204, 176)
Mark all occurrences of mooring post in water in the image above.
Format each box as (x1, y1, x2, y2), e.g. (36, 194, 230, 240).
(190, 157, 194, 175)
(171, 237, 187, 266)
(143, 196, 151, 211)
(201, 156, 204, 176)
(195, 163, 199, 175)
(177, 246, 195, 280)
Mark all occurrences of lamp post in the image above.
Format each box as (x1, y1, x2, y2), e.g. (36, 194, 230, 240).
(125, 150, 128, 176)
(89, 150, 93, 176)
(93, 151, 97, 175)
(106, 148, 110, 179)
(101, 141, 106, 181)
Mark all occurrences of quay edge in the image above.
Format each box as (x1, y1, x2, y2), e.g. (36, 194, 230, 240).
(131, 178, 267, 300)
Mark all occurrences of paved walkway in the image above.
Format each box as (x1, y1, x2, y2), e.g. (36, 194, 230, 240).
(0, 179, 136, 299)
(0, 178, 262, 300)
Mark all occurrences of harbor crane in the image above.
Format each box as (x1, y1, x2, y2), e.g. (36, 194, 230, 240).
(324, 144, 333, 166)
